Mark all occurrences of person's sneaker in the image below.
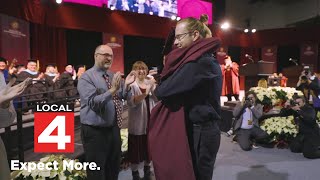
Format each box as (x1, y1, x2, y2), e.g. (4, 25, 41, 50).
(252, 144, 259, 149)
(226, 129, 233, 137)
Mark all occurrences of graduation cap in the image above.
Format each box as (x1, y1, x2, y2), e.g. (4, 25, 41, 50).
(65, 63, 73, 67)
(46, 63, 56, 68)
(15, 64, 25, 69)
(27, 59, 37, 63)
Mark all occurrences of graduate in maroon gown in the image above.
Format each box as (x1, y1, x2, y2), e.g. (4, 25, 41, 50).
(221, 55, 240, 101)
(149, 17, 222, 180)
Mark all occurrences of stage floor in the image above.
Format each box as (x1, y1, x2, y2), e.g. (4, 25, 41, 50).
(118, 135, 320, 180)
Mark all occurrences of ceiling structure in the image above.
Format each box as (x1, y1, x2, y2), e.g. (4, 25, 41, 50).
(223, 0, 320, 30)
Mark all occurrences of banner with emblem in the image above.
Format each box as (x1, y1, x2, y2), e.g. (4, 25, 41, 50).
(300, 43, 318, 72)
(216, 46, 228, 64)
(262, 46, 277, 72)
(103, 33, 124, 73)
(0, 14, 30, 66)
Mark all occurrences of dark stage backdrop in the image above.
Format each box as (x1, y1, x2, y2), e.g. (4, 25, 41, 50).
(277, 45, 300, 73)
(66, 29, 102, 70)
(124, 36, 165, 75)
(227, 46, 241, 64)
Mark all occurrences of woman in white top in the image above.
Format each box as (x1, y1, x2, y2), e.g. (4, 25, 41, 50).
(127, 61, 157, 180)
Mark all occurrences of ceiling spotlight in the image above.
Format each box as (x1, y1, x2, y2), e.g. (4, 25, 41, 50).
(56, 0, 62, 4)
(176, 16, 181, 21)
(171, 15, 177, 20)
(110, 5, 115, 10)
(244, 29, 249, 33)
(251, 29, 257, 33)
(149, 11, 154, 15)
(221, 22, 230, 30)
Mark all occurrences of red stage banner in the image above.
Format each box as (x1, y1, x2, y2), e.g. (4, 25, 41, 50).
(262, 46, 277, 72)
(103, 33, 124, 74)
(0, 14, 30, 65)
(300, 43, 318, 72)
(216, 46, 228, 64)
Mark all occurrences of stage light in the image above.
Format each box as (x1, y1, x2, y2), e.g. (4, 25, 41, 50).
(251, 29, 257, 33)
(171, 15, 177, 20)
(149, 11, 154, 15)
(221, 22, 230, 30)
(56, 0, 62, 4)
(110, 5, 115, 10)
(244, 29, 249, 33)
(176, 16, 181, 21)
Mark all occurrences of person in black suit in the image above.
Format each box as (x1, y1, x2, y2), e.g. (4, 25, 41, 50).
(288, 96, 320, 159)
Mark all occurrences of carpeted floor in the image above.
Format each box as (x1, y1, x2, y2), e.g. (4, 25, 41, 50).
(118, 134, 320, 180)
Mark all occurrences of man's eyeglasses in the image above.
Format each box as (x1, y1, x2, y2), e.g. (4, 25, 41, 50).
(96, 53, 113, 58)
(174, 32, 193, 41)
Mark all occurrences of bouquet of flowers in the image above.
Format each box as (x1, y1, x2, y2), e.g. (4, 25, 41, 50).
(120, 128, 128, 152)
(260, 116, 298, 148)
(11, 155, 86, 180)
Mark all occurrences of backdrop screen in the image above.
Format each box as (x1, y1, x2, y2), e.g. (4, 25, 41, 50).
(108, 0, 177, 18)
(64, 0, 107, 7)
(63, 0, 212, 23)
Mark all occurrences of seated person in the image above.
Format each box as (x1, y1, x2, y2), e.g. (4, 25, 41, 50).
(232, 91, 268, 151)
(278, 73, 288, 87)
(268, 73, 280, 86)
(282, 96, 320, 159)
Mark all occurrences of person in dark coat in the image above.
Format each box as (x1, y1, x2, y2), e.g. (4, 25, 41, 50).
(149, 17, 221, 180)
(16, 59, 46, 111)
(44, 64, 65, 102)
(286, 96, 320, 159)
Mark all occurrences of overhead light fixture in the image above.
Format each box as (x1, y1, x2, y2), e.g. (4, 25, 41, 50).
(56, 0, 62, 4)
(221, 22, 230, 30)
(176, 16, 181, 21)
(251, 29, 257, 33)
(244, 29, 249, 33)
(149, 11, 154, 15)
(171, 15, 177, 20)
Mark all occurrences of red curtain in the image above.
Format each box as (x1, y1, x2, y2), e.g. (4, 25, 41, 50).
(30, 23, 67, 73)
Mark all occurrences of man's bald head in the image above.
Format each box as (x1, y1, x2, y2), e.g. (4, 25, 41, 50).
(94, 44, 113, 70)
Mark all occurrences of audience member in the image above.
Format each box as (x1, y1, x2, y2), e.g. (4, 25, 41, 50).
(77, 44, 135, 180)
(127, 61, 157, 180)
(0, 72, 31, 180)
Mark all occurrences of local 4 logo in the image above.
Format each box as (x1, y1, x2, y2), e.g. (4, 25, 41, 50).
(34, 104, 74, 153)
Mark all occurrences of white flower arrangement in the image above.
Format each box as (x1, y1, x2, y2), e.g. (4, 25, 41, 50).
(261, 116, 298, 136)
(250, 86, 303, 107)
(11, 155, 86, 180)
(121, 128, 128, 152)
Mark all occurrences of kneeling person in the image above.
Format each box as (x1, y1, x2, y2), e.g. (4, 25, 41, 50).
(233, 91, 268, 151)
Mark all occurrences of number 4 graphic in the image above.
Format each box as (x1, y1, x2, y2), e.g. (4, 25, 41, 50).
(38, 116, 71, 150)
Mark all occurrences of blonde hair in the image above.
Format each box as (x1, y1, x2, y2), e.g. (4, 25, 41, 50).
(178, 17, 211, 38)
(258, 78, 268, 88)
(132, 61, 148, 72)
(200, 14, 209, 25)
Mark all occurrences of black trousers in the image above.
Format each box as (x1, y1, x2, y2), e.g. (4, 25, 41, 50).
(290, 133, 320, 159)
(187, 121, 221, 180)
(81, 124, 121, 180)
(236, 127, 268, 151)
(227, 94, 239, 101)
